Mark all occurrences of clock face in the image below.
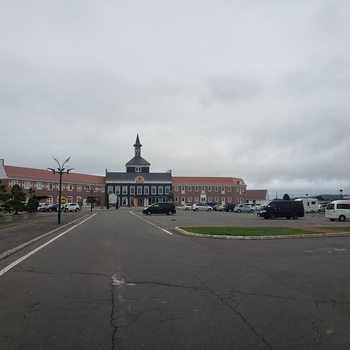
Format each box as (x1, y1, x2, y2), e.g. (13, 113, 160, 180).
(135, 176, 144, 183)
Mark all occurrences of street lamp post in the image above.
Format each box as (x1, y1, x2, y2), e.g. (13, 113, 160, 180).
(48, 157, 74, 224)
(340, 189, 343, 200)
(86, 185, 97, 212)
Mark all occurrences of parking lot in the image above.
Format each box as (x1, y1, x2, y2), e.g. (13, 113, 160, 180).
(135, 207, 349, 231)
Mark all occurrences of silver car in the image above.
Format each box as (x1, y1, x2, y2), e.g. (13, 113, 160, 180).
(192, 203, 213, 211)
(234, 204, 254, 213)
(182, 203, 193, 210)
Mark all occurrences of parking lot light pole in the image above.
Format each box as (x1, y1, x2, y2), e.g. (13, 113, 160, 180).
(86, 185, 97, 212)
(48, 157, 74, 224)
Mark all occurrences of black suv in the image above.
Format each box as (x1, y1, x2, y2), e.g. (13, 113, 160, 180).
(142, 202, 176, 215)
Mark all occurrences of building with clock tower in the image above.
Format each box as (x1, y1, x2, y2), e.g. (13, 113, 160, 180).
(105, 135, 172, 207)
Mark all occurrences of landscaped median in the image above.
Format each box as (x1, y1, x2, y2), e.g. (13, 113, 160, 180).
(175, 226, 350, 239)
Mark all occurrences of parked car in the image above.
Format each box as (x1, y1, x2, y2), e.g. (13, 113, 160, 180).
(257, 200, 304, 219)
(182, 203, 192, 210)
(318, 204, 327, 213)
(214, 204, 226, 211)
(192, 203, 213, 211)
(205, 202, 217, 208)
(64, 203, 81, 212)
(142, 202, 176, 215)
(222, 204, 236, 211)
(49, 204, 62, 212)
(37, 203, 50, 212)
(234, 204, 255, 213)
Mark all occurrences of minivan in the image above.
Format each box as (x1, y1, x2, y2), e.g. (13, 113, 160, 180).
(142, 202, 176, 215)
(257, 200, 304, 219)
(325, 200, 350, 221)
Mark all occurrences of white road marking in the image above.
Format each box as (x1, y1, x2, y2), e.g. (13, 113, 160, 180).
(130, 211, 173, 235)
(0, 214, 97, 277)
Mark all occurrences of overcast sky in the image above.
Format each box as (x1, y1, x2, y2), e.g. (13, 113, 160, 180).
(1, 1, 349, 198)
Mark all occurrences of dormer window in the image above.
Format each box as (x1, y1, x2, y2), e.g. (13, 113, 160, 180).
(135, 167, 141, 172)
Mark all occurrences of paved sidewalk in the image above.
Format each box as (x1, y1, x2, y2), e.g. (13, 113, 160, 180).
(0, 210, 93, 260)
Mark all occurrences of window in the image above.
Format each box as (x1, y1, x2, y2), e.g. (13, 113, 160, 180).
(188, 196, 192, 203)
(36, 182, 42, 190)
(158, 186, 163, 195)
(24, 182, 30, 189)
(228, 187, 232, 192)
(67, 196, 73, 203)
(195, 186, 199, 192)
(144, 186, 149, 195)
(135, 167, 141, 172)
(195, 197, 199, 202)
(137, 186, 142, 195)
(202, 186, 205, 193)
(215, 197, 219, 202)
(108, 186, 113, 194)
(77, 185, 82, 192)
(174, 186, 178, 192)
(188, 186, 192, 192)
(130, 186, 135, 195)
(215, 187, 219, 192)
(208, 186, 212, 192)
(221, 186, 225, 193)
(122, 186, 128, 195)
(48, 183, 53, 190)
(208, 197, 212, 202)
(115, 186, 120, 194)
(68, 184, 73, 191)
(228, 197, 232, 202)
(151, 186, 157, 195)
(165, 186, 170, 195)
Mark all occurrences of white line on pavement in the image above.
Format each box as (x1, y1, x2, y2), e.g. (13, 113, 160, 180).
(130, 211, 173, 235)
(0, 214, 97, 277)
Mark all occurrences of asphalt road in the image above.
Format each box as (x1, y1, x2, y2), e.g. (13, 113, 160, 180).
(0, 209, 350, 349)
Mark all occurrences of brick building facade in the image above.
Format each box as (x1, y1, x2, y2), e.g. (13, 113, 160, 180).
(172, 176, 247, 206)
(0, 159, 105, 207)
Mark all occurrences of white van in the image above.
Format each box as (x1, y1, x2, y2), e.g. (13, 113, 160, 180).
(325, 200, 350, 221)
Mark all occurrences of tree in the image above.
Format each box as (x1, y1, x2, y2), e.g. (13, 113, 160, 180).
(26, 187, 39, 213)
(167, 191, 174, 202)
(0, 180, 10, 212)
(6, 184, 27, 214)
(283, 193, 291, 200)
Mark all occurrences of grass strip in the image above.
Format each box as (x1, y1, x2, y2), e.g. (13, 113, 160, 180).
(320, 226, 350, 232)
(180, 227, 323, 236)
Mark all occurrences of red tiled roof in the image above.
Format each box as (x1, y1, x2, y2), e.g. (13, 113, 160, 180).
(4, 165, 105, 184)
(172, 176, 246, 186)
(245, 189, 268, 200)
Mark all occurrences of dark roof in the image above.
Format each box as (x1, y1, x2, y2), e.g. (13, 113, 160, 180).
(106, 172, 171, 183)
(134, 134, 142, 147)
(125, 156, 150, 167)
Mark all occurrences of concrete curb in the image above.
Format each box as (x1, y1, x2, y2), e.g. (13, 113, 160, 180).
(174, 227, 350, 240)
(0, 215, 90, 261)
